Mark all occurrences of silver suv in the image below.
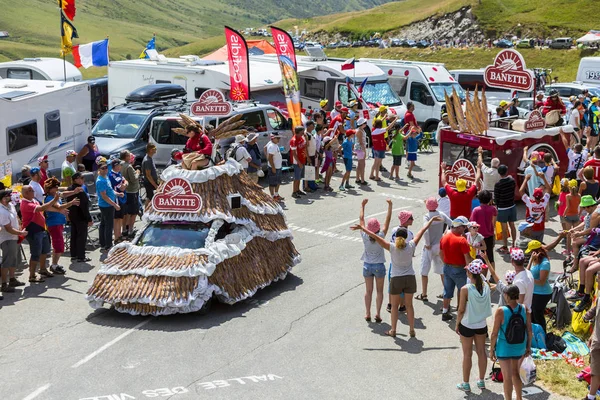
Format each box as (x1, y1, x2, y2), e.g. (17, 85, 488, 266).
(149, 103, 293, 166)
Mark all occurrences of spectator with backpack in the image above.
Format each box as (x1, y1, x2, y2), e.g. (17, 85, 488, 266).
(490, 285, 532, 400)
(227, 135, 252, 169)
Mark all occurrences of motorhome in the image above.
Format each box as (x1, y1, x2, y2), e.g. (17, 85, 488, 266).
(360, 59, 464, 132)
(0, 79, 91, 179)
(576, 57, 600, 86)
(0, 58, 82, 81)
(252, 52, 407, 126)
(107, 55, 286, 108)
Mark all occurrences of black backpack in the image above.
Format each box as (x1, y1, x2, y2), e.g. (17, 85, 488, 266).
(225, 144, 240, 161)
(504, 304, 526, 344)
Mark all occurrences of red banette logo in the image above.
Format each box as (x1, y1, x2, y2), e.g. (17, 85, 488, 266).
(525, 110, 546, 131)
(445, 159, 476, 189)
(484, 49, 534, 92)
(190, 89, 232, 117)
(152, 178, 202, 213)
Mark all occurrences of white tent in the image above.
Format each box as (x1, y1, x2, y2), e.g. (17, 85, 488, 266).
(576, 30, 600, 44)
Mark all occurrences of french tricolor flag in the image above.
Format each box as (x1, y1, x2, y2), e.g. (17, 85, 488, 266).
(72, 39, 109, 69)
(341, 57, 355, 71)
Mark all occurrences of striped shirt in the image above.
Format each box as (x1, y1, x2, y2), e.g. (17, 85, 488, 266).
(494, 176, 516, 210)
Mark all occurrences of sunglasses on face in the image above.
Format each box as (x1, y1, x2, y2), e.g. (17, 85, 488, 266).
(470, 226, 479, 229)
(99, 166, 108, 170)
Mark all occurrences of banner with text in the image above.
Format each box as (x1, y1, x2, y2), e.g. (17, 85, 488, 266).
(224, 26, 250, 101)
(270, 26, 302, 128)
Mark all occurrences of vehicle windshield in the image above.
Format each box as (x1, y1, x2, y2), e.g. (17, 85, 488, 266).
(137, 223, 211, 249)
(92, 111, 147, 139)
(589, 88, 600, 97)
(429, 83, 467, 102)
(362, 81, 403, 107)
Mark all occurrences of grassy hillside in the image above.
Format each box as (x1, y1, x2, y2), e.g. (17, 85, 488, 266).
(327, 47, 600, 82)
(276, 0, 600, 38)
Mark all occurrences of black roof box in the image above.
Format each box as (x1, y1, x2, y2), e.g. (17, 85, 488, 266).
(125, 84, 187, 103)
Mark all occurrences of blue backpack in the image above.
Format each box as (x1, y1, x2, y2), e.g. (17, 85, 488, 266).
(531, 323, 546, 349)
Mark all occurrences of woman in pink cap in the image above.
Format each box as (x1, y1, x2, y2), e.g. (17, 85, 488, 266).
(387, 210, 415, 313)
(456, 260, 492, 392)
(357, 199, 392, 322)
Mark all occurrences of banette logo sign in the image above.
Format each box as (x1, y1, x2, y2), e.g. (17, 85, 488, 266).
(190, 89, 232, 117)
(445, 159, 477, 189)
(484, 49, 534, 92)
(152, 177, 202, 213)
(524, 110, 546, 131)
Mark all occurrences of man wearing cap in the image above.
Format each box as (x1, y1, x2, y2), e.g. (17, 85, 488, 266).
(66, 172, 92, 262)
(120, 150, 140, 238)
(543, 89, 566, 124)
(588, 97, 600, 151)
(229, 135, 253, 169)
(96, 159, 123, 252)
(345, 100, 359, 130)
(29, 167, 45, 203)
(109, 159, 128, 243)
(329, 107, 348, 137)
(37, 155, 50, 189)
(18, 165, 32, 185)
(519, 173, 551, 242)
(507, 97, 520, 117)
(508, 248, 534, 312)
(439, 216, 473, 321)
(0, 189, 28, 294)
(330, 101, 342, 121)
(266, 132, 284, 202)
(166, 149, 181, 168)
(61, 150, 78, 186)
(534, 91, 545, 110)
(436, 113, 450, 145)
(244, 132, 262, 183)
(142, 143, 159, 206)
(318, 99, 329, 119)
(494, 164, 517, 253)
(290, 126, 308, 199)
(441, 162, 480, 219)
(477, 146, 500, 195)
(20, 185, 60, 282)
(523, 148, 544, 196)
(437, 187, 451, 222)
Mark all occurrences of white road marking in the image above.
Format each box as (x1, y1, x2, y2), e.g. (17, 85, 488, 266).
(71, 319, 151, 368)
(288, 223, 362, 242)
(327, 206, 409, 230)
(23, 383, 51, 400)
(378, 192, 423, 203)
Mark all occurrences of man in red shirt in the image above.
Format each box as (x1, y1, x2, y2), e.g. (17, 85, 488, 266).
(289, 126, 308, 199)
(441, 162, 481, 219)
(20, 185, 60, 282)
(403, 102, 420, 134)
(439, 216, 472, 321)
(329, 107, 348, 134)
(584, 147, 600, 191)
(37, 155, 50, 189)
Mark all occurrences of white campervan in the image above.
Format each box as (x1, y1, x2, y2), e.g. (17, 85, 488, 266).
(360, 59, 464, 132)
(0, 58, 82, 82)
(0, 79, 91, 179)
(576, 57, 600, 86)
(252, 54, 407, 127)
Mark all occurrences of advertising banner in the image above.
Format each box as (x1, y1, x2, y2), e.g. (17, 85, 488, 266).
(270, 26, 302, 127)
(224, 26, 250, 101)
(484, 49, 534, 92)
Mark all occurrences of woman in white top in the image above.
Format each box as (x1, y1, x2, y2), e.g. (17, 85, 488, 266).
(456, 260, 492, 393)
(357, 199, 392, 323)
(353, 214, 441, 338)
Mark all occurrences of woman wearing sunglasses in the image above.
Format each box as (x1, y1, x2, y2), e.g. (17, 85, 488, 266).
(78, 136, 101, 172)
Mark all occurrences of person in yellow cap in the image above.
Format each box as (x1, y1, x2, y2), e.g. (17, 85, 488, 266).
(525, 239, 553, 333)
(588, 96, 600, 151)
(374, 105, 396, 150)
(440, 163, 481, 219)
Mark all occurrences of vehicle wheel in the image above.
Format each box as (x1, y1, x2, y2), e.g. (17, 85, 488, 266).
(424, 122, 438, 133)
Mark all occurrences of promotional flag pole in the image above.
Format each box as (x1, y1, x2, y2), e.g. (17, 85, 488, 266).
(59, 1, 67, 81)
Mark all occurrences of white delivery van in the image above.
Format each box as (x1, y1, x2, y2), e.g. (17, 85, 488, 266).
(360, 59, 465, 132)
(0, 79, 91, 179)
(576, 57, 600, 86)
(252, 53, 407, 128)
(449, 69, 531, 103)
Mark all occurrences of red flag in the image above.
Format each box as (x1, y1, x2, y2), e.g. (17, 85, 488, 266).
(59, 0, 76, 21)
(224, 26, 250, 101)
(270, 26, 301, 128)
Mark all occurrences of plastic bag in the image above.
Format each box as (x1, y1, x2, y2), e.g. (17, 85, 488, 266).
(572, 310, 592, 335)
(495, 221, 509, 241)
(552, 175, 561, 196)
(519, 355, 537, 385)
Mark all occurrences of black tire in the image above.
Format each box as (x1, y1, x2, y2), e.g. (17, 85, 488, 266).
(424, 122, 438, 133)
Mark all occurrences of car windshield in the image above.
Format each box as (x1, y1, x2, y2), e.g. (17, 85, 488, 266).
(362, 81, 403, 107)
(92, 111, 147, 139)
(137, 223, 211, 249)
(589, 88, 600, 97)
(429, 83, 467, 102)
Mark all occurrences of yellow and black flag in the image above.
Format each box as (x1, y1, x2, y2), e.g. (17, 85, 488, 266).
(60, 12, 78, 57)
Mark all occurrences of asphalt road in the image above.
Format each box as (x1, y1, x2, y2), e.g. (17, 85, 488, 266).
(1, 149, 570, 400)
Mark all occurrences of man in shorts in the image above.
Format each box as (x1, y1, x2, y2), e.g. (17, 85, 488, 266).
(0, 189, 27, 295)
(289, 126, 307, 199)
(266, 133, 284, 202)
(494, 164, 517, 252)
(142, 143, 159, 206)
(121, 150, 140, 238)
(439, 216, 472, 321)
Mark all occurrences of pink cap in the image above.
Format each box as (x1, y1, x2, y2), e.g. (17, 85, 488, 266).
(367, 218, 381, 233)
(530, 151, 540, 161)
(425, 197, 438, 211)
(398, 210, 413, 225)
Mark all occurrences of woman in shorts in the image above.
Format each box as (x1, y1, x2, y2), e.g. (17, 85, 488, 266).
(455, 260, 492, 392)
(558, 179, 580, 255)
(352, 213, 441, 338)
(490, 285, 532, 400)
(357, 199, 392, 323)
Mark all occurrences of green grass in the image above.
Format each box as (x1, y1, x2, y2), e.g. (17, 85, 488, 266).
(536, 360, 588, 399)
(326, 47, 600, 82)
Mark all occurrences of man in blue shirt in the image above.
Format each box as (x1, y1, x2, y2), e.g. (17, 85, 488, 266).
(96, 159, 123, 251)
(340, 129, 355, 191)
(109, 159, 129, 243)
